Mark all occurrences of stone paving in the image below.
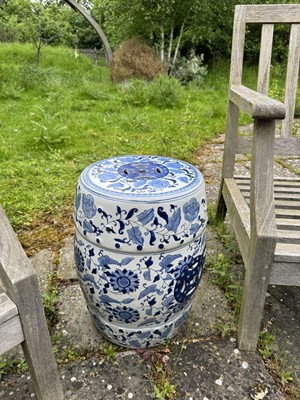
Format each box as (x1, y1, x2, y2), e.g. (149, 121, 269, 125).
(0, 133, 299, 399)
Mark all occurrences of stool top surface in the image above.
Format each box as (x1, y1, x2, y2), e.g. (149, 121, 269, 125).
(80, 155, 204, 201)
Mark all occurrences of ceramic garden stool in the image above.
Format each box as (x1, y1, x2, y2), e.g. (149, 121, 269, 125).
(74, 155, 207, 349)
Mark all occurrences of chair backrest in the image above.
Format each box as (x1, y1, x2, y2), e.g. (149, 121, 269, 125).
(231, 4, 300, 156)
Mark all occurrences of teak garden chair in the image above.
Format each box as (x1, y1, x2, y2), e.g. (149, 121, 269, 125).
(0, 205, 64, 399)
(216, 4, 300, 351)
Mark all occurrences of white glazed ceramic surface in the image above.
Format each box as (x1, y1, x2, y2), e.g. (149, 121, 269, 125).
(74, 155, 207, 348)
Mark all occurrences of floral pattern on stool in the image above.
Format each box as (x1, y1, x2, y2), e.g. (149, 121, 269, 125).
(74, 155, 207, 348)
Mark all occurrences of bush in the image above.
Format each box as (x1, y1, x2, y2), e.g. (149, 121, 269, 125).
(110, 39, 166, 82)
(119, 76, 183, 109)
(171, 50, 208, 86)
(118, 79, 149, 106)
(148, 76, 183, 108)
(31, 106, 70, 151)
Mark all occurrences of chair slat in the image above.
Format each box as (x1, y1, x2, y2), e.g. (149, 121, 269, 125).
(274, 200, 300, 209)
(237, 137, 300, 156)
(276, 208, 300, 218)
(277, 231, 300, 244)
(275, 243, 300, 263)
(276, 218, 300, 230)
(257, 24, 274, 95)
(281, 24, 300, 138)
(238, 185, 300, 195)
(244, 5, 300, 23)
(0, 293, 24, 355)
(0, 292, 18, 324)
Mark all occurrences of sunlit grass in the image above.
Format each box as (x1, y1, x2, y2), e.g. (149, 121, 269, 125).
(0, 43, 230, 237)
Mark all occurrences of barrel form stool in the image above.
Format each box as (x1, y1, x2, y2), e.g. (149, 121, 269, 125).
(74, 155, 207, 349)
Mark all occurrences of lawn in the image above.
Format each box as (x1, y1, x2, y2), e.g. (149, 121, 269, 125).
(0, 43, 248, 252)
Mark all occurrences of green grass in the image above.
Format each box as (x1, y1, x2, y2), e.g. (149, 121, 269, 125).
(1, 43, 273, 252)
(0, 43, 231, 240)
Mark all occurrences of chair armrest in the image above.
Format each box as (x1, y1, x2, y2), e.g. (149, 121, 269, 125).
(230, 85, 285, 119)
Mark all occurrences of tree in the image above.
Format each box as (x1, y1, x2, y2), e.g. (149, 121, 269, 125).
(25, 1, 74, 65)
(96, 0, 200, 67)
(0, 0, 75, 65)
(0, 0, 29, 42)
(0, 0, 113, 64)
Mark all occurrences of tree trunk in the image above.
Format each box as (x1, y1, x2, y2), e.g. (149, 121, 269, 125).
(167, 26, 174, 66)
(160, 26, 164, 63)
(35, 43, 42, 67)
(172, 21, 185, 67)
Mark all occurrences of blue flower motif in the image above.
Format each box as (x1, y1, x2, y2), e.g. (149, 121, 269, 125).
(74, 247, 85, 273)
(174, 254, 204, 303)
(112, 306, 140, 324)
(183, 197, 200, 222)
(75, 192, 81, 211)
(109, 268, 139, 294)
(82, 193, 97, 219)
(97, 171, 119, 182)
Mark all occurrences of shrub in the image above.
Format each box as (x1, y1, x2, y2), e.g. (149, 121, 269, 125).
(31, 106, 70, 151)
(110, 39, 166, 82)
(171, 50, 208, 86)
(118, 79, 149, 106)
(148, 75, 183, 108)
(119, 76, 183, 109)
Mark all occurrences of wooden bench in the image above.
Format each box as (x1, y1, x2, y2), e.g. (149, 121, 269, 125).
(216, 4, 300, 351)
(0, 205, 64, 399)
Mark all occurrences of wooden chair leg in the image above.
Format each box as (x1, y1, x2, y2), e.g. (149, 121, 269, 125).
(238, 234, 276, 351)
(17, 277, 64, 400)
(0, 204, 64, 400)
(22, 335, 64, 400)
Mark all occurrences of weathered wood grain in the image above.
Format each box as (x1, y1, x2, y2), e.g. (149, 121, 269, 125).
(222, 178, 250, 263)
(230, 85, 286, 119)
(281, 24, 300, 138)
(244, 4, 300, 23)
(275, 208, 300, 218)
(0, 318, 24, 355)
(238, 185, 300, 196)
(222, 101, 240, 178)
(257, 24, 274, 95)
(276, 231, 300, 245)
(229, 5, 247, 86)
(0, 293, 24, 354)
(276, 218, 300, 231)
(238, 119, 277, 351)
(0, 292, 18, 324)
(237, 136, 300, 156)
(0, 206, 64, 400)
(238, 182, 300, 192)
(270, 262, 300, 286)
(213, 3, 300, 351)
(275, 243, 300, 263)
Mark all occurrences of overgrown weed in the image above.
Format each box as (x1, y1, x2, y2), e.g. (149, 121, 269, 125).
(138, 347, 176, 400)
(258, 324, 300, 399)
